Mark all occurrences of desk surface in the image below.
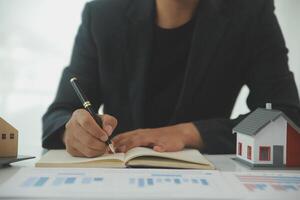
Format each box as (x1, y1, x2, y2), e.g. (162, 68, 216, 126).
(1, 146, 300, 187)
(0, 148, 300, 199)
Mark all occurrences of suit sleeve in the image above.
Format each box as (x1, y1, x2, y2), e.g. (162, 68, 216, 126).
(42, 3, 102, 149)
(194, 0, 300, 154)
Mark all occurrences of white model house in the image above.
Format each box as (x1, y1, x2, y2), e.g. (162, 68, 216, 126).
(233, 104, 300, 168)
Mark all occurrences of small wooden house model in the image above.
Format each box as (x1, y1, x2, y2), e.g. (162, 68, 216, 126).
(0, 117, 18, 157)
(233, 103, 300, 168)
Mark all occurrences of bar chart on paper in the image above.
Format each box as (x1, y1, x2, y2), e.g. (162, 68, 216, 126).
(0, 168, 234, 199)
(0, 169, 116, 199)
(20, 175, 104, 188)
(123, 172, 226, 199)
(237, 174, 300, 192)
(19, 171, 212, 190)
(223, 172, 300, 199)
(128, 173, 210, 189)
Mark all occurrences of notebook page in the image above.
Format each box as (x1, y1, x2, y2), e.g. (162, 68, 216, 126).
(124, 147, 211, 165)
(36, 150, 125, 165)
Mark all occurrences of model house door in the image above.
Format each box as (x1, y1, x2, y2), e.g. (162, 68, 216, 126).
(273, 145, 284, 167)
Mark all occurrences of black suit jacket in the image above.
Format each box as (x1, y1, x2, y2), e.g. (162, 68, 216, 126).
(42, 0, 300, 154)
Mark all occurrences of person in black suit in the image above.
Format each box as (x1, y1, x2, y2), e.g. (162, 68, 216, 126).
(42, 0, 300, 157)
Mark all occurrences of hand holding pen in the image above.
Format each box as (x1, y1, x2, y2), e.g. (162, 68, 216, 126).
(62, 77, 117, 158)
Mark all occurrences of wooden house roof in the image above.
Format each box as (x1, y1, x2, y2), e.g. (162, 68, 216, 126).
(0, 117, 18, 134)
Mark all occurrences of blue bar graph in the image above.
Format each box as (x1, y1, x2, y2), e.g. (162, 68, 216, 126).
(200, 179, 208, 186)
(81, 177, 103, 184)
(138, 178, 145, 188)
(282, 185, 298, 191)
(34, 177, 49, 187)
(147, 178, 154, 186)
(174, 178, 181, 184)
(192, 179, 198, 184)
(20, 175, 105, 189)
(65, 177, 76, 184)
(94, 177, 103, 182)
(256, 184, 267, 191)
(129, 175, 210, 188)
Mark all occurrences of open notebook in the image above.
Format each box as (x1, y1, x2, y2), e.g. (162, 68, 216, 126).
(36, 147, 214, 169)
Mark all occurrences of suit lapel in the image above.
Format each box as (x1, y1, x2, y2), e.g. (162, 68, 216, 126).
(125, 0, 155, 128)
(171, 0, 230, 121)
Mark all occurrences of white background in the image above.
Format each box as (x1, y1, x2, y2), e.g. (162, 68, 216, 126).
(0, 0, 299, 153)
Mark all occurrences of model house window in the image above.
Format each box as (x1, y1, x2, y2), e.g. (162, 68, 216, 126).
(238, 142, 242, 156)
(259, 146, 271, 161)
(1, 133, 6, 140)
(10, 133, 14, 139)
(247, 146, 252, 160)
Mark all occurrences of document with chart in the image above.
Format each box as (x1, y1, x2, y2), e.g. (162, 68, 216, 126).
(0, 168, 299, 199)
(0, 168, 234, 199)
(222, 171, 300, 199)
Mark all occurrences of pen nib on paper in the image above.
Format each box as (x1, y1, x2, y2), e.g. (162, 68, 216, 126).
(108, 143, 116, 154)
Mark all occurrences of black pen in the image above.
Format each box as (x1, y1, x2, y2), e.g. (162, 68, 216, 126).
(70, 77, 115, 154)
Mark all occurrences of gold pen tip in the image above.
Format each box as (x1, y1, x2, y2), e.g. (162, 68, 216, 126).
(109, 144, 116, 154)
